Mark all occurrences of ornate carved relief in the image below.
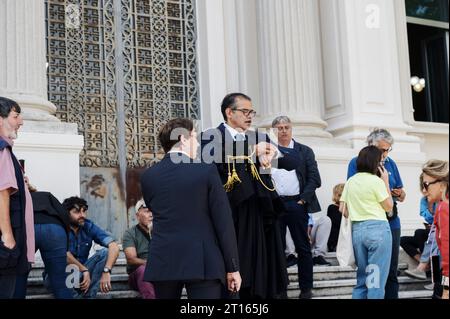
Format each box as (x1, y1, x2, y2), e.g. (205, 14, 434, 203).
(46, 0, 200, 168)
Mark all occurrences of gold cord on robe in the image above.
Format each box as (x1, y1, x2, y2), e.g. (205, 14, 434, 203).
(223, 148, 276, 193)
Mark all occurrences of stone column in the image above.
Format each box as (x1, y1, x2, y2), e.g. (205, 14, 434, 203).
(0, 0, 84, 201)
(256, 0, 332, 140)
(0, 0, 57, 122)
(318, 0, 424, 152)
(318, 0, 426, 233)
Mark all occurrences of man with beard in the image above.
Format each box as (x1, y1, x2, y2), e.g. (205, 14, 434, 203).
(201, 93, 301, 299)
(0, 97, 35, 299)
(62, 197, 119, 298)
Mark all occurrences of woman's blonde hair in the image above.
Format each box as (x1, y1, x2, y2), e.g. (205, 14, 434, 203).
(422, 160, 449, 199)
(332, 183, 345, 204)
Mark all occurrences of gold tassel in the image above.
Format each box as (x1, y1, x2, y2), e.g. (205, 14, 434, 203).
(224, 171, 235, 192)
(224, 158, 242, 192)
(250, 162, 259, 180)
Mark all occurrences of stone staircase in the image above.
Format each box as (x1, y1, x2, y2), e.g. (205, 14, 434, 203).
(26, 252, 432, 299)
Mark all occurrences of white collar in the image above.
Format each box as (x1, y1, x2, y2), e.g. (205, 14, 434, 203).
(168, 150, 191, 158)
(224, 123, 246, 140)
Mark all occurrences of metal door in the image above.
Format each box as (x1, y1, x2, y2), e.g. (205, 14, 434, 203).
(45, 0, 200, 240)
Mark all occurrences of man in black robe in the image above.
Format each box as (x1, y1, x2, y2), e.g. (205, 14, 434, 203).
(201, 93, 301, 299)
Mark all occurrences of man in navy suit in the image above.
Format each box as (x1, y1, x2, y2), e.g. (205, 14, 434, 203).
(141, 118, 241, 299)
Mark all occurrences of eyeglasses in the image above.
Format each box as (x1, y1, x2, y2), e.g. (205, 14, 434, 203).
(233, 108, 257, 118)
(422, 180, 441, 191)
(380, 147, 393, 153)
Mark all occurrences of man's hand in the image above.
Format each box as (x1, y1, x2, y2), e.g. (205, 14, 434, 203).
(226, 272, 242, 293)
(391, 188, 406, 202)
(1, 233, 16, 249)
(100, 272, 112, 293)
(80, 270, 91, 293)
(256, 142, 278, 169)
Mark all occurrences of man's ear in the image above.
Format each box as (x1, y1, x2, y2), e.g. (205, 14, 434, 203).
(179, 134, 188, 147)
(225, 107, 233, 121)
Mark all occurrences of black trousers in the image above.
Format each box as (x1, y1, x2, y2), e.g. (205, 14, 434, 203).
(400, 228, 430, 259)
(279, 199, 313, 291)
(0, 274, 16, 299)
(152, 279, 222, 299)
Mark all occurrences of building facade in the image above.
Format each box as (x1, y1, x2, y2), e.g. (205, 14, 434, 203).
(1, 0, 448, 239)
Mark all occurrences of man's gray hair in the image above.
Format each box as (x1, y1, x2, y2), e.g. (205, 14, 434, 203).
(367, 128, 394, 146)
(272, 116, 292, 128)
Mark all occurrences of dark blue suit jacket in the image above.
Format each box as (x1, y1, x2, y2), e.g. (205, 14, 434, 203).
(292, 140, 322, 213)
(141, 153, 239, 284)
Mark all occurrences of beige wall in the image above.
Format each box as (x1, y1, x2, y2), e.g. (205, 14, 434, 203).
(421, 134, 450, 161)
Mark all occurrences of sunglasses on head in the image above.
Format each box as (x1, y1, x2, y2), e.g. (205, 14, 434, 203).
(422, 180, 441, 191)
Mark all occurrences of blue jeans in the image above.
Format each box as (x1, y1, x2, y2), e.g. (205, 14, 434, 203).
(14, 224, 72, 299)
(385, 227, 400, 299)
(72, 248, 108, 299)
(352, 220, 392, 299)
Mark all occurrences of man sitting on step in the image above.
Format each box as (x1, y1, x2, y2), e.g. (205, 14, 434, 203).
(62, 196, 119, 299)
(122, 199, 155, 299)
(310, 214, 332, 267)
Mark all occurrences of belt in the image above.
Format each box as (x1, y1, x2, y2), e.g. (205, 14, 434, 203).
(279, 195, 301, 201)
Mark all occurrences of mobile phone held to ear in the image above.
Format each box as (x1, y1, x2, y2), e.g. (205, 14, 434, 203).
(377, 165, 382, 178)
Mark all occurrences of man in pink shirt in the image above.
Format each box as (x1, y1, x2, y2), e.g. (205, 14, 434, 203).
(0, 97, 35, 299)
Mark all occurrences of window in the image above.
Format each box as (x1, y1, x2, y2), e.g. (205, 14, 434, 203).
(406, 0, 449, 123)
(406, 0, 449, 22)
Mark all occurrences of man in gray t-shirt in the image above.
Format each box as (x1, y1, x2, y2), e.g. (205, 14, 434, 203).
(122, 199, 155, 299)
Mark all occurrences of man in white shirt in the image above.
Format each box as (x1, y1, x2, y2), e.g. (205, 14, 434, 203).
(271, 116, 322, 299)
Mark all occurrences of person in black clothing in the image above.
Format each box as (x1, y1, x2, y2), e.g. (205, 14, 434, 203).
(327, 183, 345, 252)
(201, 95, 302, 299)
(13, 180, 73, 299)
(142, 118, 242, 299)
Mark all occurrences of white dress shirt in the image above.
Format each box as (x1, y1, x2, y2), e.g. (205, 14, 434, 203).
(271, 140, 300, 196)
(224, 123, 246, 141)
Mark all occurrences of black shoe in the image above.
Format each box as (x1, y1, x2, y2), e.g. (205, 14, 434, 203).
(313, 256, 331, 266)
(286, 254, 298, 268)
(299, 289, 313, 299)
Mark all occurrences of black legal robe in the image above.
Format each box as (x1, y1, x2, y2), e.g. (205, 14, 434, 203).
(201, 123, 301, 299)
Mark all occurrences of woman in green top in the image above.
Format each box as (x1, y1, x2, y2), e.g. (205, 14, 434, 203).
(340, 146, 394, 299)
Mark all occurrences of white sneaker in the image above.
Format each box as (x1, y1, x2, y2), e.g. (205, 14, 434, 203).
(424, 283, 434, 290)
(404, 268, 427, 280)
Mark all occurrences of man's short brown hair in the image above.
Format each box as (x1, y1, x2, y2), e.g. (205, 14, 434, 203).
(158, 118, 194, 153)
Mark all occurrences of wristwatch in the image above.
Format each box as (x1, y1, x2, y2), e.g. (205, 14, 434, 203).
(103, 267, 111, 274)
